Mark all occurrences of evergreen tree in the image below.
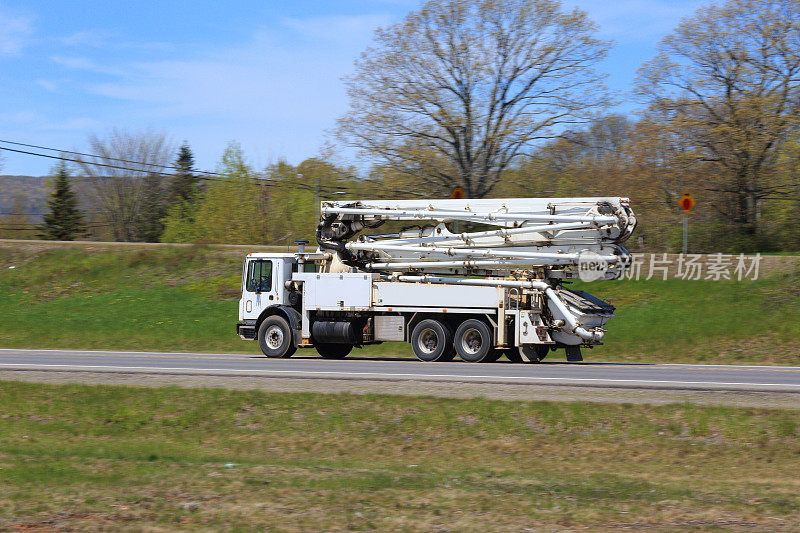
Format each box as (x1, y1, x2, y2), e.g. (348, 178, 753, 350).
(169, 144, 200, 204)
(38, 163, 86, 241)
(161, 144, 201, 243)
(134, 173, 167, 242)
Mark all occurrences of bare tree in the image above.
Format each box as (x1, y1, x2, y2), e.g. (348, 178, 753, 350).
(75, 129, 174, 242)
(337, 0, 611, 198)
(636, 0, 800, 236)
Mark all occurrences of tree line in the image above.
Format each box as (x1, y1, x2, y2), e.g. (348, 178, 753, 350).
(20, 0, 800, 252)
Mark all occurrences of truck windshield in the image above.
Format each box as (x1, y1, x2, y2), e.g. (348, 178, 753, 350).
(246, 260, 272, 292)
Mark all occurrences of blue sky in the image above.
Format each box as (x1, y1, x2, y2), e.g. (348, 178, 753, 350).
(0, 0, 706, 177)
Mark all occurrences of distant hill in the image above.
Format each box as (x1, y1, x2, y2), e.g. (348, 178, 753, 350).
(0, 175, 100, 219)
(0, 175, 109, 238)
(0, 175, 48, 217)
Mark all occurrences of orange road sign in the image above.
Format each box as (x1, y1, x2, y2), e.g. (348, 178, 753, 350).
(678, 192, 696, 214)
(450, 186, 465, 199)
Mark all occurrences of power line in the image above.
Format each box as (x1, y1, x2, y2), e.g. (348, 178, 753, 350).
(0, 146, 190, 179)
(0, 138, 225, 177)
(0, 143, 353, 195)
(0, 223, 112, 229)
(0, 137, 412, 199)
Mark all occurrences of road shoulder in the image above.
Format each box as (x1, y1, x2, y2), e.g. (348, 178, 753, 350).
(2, 370, 799, 409)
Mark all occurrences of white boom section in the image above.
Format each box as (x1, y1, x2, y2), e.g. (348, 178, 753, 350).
(318, 197, 635, 277)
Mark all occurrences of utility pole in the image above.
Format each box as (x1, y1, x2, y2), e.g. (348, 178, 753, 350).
(682, 213, 688, 255)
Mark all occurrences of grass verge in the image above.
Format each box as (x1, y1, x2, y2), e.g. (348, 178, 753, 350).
(0, 381, 798, 531)
(1, 245, 799, 364)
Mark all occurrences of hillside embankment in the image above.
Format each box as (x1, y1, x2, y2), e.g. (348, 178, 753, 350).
(1, 239, 799, 365)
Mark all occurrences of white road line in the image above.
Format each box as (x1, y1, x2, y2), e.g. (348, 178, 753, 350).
(0, 348, 248, 357)
(1, 363, 799, 390)
(1, 349, 799, 370)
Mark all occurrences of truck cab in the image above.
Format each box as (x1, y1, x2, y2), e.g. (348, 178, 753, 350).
(236, 251, 324, 342)
(239, 254, 295, 317)
(236, 254, 296, 339)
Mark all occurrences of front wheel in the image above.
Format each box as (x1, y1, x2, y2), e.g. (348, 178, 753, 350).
(257, 316, 296, 358)
(454, 319, 494, 363)
(315, 343, 352, 359)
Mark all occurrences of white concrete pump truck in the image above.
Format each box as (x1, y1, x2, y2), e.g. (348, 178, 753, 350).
(236, 197, 636, 363)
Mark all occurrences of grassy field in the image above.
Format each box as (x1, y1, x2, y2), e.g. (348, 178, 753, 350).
(0, 381, 798, 531)
(1, 245, 799, 364)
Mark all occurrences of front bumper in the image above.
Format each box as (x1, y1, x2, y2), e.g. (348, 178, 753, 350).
(236, 321, 256, 340)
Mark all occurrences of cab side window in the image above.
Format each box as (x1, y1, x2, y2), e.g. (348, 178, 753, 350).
(291, 261, 318, 273)
(246, 260, 273, 292)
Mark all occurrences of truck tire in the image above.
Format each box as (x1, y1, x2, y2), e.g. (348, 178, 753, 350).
(519, 345, 549, 363)
(257, 316, 296, 358)
(505, 349, 523, 363)
(411, 319, 455, 362)
(315, 343, 352, 359)
(454, 319, 493, 363)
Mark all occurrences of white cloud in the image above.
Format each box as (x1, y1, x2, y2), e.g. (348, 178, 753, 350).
(36, 79, 58, 92)
(282, 14, 391, 42)
(61, 29, 174, 53)
(45, 117, 106, 131)
(0, 6, 32, 55)
(1, 109, 103, 131)
(1, 110, 45, 124)
(51, 55, 125, 76)
(57, 14, 392, 164)
(61, 30, 114, 48)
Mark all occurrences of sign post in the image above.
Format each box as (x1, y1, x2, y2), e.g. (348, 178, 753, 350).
(677, 192, 696, 254)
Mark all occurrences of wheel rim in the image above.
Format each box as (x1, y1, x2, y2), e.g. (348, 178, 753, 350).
(461, 328, 482, 355)
(417, 327, 438, 354)
(266, 325, 284, 349)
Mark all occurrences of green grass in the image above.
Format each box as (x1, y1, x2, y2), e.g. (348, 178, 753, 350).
(0, 381, 798, 530)
(1, 245, 799, 364)
(0, 246, 256, 354)
(572, 274, 800, 364)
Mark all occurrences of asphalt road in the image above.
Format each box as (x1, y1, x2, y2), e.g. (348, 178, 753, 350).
(1, 348, 800, 393)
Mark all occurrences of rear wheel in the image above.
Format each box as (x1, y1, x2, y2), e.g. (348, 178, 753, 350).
(315, 343, 352, 359)
(454, 319, 494, 363)
(411, 319, 455, 362)
(505, 349, 524, 363)
(519, 344, 549, 363)
(257, 316, 296, 358)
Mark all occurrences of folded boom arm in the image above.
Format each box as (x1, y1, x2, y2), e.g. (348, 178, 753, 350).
(316, 197, 636, 279)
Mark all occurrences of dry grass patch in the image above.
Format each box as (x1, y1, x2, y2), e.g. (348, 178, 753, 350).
(0, 382, 798, 530)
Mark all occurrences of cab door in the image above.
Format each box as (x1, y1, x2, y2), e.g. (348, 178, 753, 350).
(242, 259, 278, 321)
